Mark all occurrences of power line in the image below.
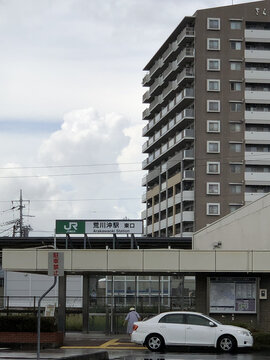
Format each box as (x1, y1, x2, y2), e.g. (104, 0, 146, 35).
(0, 197, 141, 203)
(0, 169, 142, 179)
(0, 162, 141, 170)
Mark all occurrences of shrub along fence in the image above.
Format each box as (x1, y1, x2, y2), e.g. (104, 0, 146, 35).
(0, 315, 63, 348)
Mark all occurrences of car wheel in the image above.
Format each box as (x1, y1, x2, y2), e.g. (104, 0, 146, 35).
(217, 335, 237, 352)
(146, 334, 164, 352)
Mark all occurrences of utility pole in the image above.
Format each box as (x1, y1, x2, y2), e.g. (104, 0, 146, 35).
(12, 189, 32, 237)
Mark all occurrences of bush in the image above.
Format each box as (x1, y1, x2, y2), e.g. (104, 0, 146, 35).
(0, 316, 57, 332)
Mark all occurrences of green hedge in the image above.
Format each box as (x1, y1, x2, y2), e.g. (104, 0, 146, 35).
(0, 316, 57, 332)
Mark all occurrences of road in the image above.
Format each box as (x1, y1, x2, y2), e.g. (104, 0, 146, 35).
(109, 350, 270, 360)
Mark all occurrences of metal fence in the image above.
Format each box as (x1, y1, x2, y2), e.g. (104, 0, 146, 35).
(0, 295, 195, 333)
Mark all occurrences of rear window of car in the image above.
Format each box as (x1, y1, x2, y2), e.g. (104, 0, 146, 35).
(159, 314, 185, 324)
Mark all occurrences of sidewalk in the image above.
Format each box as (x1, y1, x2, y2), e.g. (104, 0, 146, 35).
(0, 332, 138, 359)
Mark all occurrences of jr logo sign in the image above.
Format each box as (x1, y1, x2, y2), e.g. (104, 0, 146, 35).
(64, 222, 78, 231)
(56, 220, 85, 234)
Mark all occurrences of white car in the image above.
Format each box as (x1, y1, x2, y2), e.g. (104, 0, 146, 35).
(131, 311, 253, 352)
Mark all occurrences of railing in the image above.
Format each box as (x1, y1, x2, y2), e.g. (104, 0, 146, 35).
(142, 110, 194, 153)
(177, 27, 195, 45)
(142, 89, 195, 136)
(0, 295, 195, 313)
(149, 58, 164, 76)
(142, 129, 194, 169)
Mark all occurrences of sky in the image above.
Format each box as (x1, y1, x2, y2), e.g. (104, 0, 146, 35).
(0, 0, 260, 236)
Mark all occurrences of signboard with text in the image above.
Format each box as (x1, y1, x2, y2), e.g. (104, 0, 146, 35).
(55, 219, 143, 234)
(48, 252, 64, 276)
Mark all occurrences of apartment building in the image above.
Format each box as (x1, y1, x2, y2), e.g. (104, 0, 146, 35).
(142, 0, 270, 237)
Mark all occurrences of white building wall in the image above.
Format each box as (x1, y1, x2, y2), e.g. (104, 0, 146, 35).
(193, 193, 270, 251)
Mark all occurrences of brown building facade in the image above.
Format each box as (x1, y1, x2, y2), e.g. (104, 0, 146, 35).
(142, 0, 270, 236)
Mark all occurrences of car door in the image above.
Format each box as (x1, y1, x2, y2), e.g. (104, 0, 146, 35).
(157, 313, 186, 345)
(185, 314, 216, 346)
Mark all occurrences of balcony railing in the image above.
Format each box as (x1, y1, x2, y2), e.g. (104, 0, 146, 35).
(142, 130, 194, 169)
(163, 40, 178, 62)
(142, 73, 151, 86)
(142, 103, 194, 137)
(142, 104, 194, 153)
(177, 27, 195, 45)
(149, 58, 164, 77)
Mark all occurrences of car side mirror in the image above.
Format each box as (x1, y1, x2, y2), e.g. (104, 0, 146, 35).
(209, 321, 216, 327)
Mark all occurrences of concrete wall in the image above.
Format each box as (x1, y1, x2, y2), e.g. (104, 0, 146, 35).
(193, 193, 270, 250)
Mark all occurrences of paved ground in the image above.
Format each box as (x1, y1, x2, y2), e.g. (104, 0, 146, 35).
(0, 332, 144, 359)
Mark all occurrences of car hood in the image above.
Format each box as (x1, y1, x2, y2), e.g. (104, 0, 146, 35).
(219, 324, 250, 333)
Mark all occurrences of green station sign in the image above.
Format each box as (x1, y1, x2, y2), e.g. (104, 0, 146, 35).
(55, 220, 85, 234)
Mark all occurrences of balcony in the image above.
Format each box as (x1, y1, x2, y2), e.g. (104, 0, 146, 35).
(142, 73, 151, 86)
(245, 192, 266, 203)
(149, 76, 164, 97)
(245, 29, 270, 43)
(149, 58, 164, 77)
(177, 27, 195, 47)
(141, 209, 146, 220)
(142, 131, 194, 170)
(163, 80, 178, 100)
(142, 92, 194, 137)
(142, 90, 150, 103)
(177, 47, 195, 68)
(182, 211, 194, 222)
(245, 90, 270, 104)
(245, 50, 270, 63)
(175, 191, 194, 204)
(183, 149, 194, 160)
(245, 131, 270, 143)
(142, 174, 147, 186)
(142, 192, 147, 203)
(245, 111, 270, 124)
(245, 151, 270, 164)
(177, 67, 195, 88)
(183, 190, 194, 201)
(142, 111, 194, 153)
(142, 108, 151, 120)
(183, 169, 195, 179)
(149, 95, 163, 114)
(147, 224, 152, 234)
(175, 211, 194, 223)
(245, 171, 270, 184)
(163, 61, 178, 82)
(245, 70, 270, 83)
(163, 40, 178, 62)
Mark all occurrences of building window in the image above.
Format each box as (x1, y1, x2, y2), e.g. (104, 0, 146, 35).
(207, 141, 220, 153)
(207, 182, 220, 195)
(230, 204, 242, 213)
(207, 203, 220, 215)
(230, 143, 242, 152)
(207, 38, 220, 50)
(231, 82, 242, 91)
(207, 79, 220, 91)
(207, 120, 220, 133)
(230, 102, 242, 112)
(207, 18, 220, 30)
(230, 20, 242, 30)
(207, 59, 220, 71)
(230, 41, 242, 50)
(230, 123, 241, 132)
(230, 163, 242, 173)
(207, 162, 220, 174)
(207, 100, 220, 112)
(230, 61, 241, 70)
(230, 184, 242, 194)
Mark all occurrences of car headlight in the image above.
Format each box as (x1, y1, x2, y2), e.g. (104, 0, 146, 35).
(237, 330, 250, 336)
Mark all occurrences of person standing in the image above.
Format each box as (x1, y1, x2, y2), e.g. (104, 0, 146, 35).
(124, 307, 141, 336)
